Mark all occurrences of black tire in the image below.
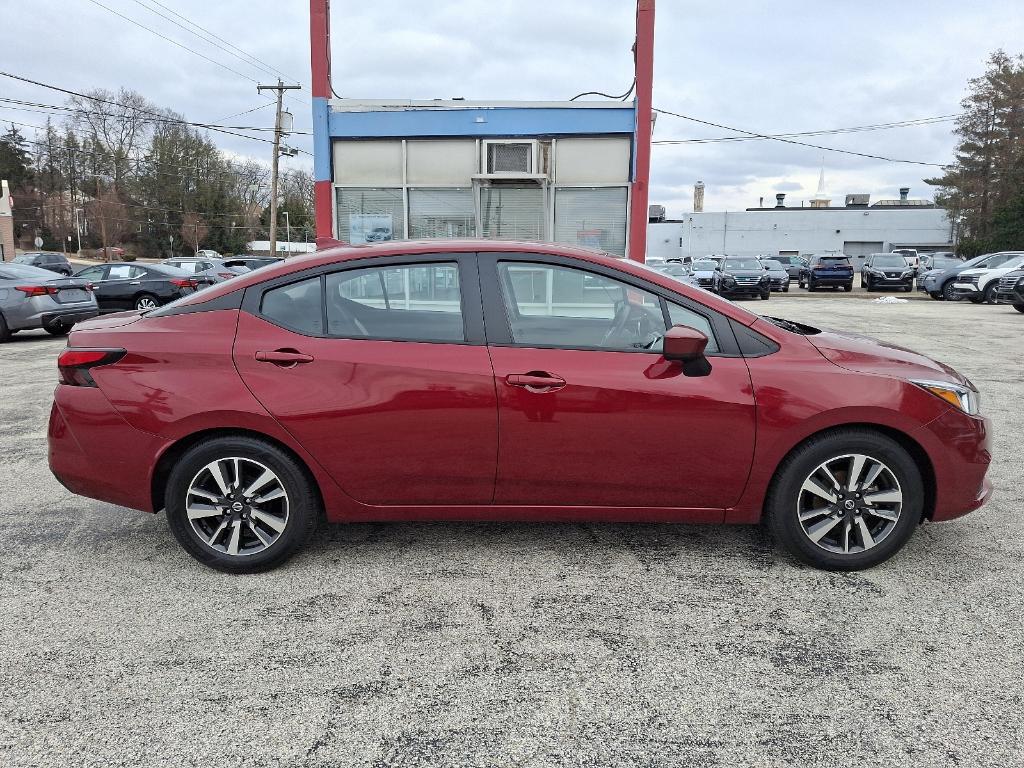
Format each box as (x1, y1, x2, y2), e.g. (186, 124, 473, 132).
(165, 436, 321, 573)
(0, 313, 10, 344)
(760, 290, 770, 300)
(929, 291, 943, 300)
(843, 282, 853, 292)
(807, 280, 816, 292)
(982, 283, 997, 304)
(45, 325, 69, 336)
(1014, 303, 1024, 314)
(942, 281, 959, 301)
(134, 293, 159, 311)
(783, 283, 790, 293)
(765, 428, 923, 570)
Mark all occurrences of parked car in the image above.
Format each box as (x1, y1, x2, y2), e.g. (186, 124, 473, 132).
(773, 255, 808, 280)
(12, 251, 74, 276)
(918, 252, 959, 272)
(73, 262, 199, 312)
(758, 258, 791, 292)
(649, 261, 700, 289)
(992, 268, 1024, 312)
(799, 255, 854, 291)
(689, 258, 719, 290)
(916, 254, 965, 294)
(949, 254, 1024, 303)
(48, 241, 994, 573)
(0, 262, 98, 341)
(196, 249, 222, 259)
(920, 251, 1020, 300)
(223, 256, 285, 271)
(162, 256, 248, 287)
(860, 253, 915, 292)
(712, 256, 771, 300)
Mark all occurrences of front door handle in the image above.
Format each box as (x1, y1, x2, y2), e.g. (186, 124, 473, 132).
(506, 372, 566, 392)
(255, 349, 315, 367)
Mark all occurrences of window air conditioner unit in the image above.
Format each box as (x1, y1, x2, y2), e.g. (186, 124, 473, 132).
(483, 140, 538, 175)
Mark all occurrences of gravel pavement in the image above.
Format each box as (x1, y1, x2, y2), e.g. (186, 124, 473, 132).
(1, 293, 1022, 767)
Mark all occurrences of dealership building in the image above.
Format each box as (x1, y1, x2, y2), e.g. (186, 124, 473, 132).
(647, 190, 954, 265)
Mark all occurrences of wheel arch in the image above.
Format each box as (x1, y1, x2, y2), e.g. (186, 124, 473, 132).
(151, 427, 326, 515)
(761, 422, 937, 522)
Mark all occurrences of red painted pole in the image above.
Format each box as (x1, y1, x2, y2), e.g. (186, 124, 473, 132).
(628, 0, 655, 263)
(310, 0, 336, 244)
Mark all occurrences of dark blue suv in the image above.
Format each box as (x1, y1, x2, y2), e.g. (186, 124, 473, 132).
(798, 254, 854, 292)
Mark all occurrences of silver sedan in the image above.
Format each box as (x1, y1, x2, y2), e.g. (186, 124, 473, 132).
(0, 262, 98, 342)
(161, 257, 249, 288)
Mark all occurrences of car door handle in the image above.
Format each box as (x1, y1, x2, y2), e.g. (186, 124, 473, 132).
(506, 372, 566, 392)
(255, 349, 315, 366)
(129, 281, 141, 285)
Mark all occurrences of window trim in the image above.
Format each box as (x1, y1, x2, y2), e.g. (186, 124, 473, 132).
(476, 252, 740, 357)
(242, 252, 486, 345)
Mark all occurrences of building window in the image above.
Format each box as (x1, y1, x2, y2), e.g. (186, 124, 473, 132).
(408, 188, 475, 239)
(336, 188, 405, 244)
(554, 187, 628, 256)
(480, 185, 545, 241)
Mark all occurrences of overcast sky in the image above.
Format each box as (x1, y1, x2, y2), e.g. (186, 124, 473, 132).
(4, 1, 1024, 214)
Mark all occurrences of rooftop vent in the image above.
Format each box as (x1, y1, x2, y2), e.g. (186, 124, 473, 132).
(775, 193, 786, 208)
(899, 187, 910, 201)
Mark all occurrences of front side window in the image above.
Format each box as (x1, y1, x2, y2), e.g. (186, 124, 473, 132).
(261, 276, 323, 336)
(326, 262, 464, 342)
(497, 262, 665, 352)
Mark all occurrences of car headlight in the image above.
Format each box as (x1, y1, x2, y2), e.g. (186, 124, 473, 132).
(723, 275, 735, 284)
(901, 270, 913, 278)
(911, 379, 981, 416)
(760, 275, 769, 282)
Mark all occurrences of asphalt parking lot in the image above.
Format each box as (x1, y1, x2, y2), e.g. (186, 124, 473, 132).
(1, 294, 1022, 767)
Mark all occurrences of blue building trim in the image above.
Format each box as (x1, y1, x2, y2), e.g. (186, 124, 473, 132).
(311, 97, 332, 182)
(326, 105, 636, 140)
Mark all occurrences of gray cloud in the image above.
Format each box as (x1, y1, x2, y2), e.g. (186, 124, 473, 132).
(4, 0, 1023, 212)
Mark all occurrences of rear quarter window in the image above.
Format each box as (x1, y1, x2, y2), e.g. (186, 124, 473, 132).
(260, 276, 324, 336)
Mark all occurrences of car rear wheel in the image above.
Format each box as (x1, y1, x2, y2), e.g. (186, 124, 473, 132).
(165, 436, 320, 573)
(0, 314, 10, 343)
(765, 429, 923, 570)
(134, 294, 159, 311)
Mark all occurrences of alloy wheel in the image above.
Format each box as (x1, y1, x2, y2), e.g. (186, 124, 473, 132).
(796, 453, 903, 555)
(136, 296, 158, 310)
(185, 457, 290, 557)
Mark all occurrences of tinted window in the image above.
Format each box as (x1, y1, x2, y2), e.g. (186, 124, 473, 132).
(326, 263, 464, 342)
(498, 262, 665, 352)
(931, 257, 961, 270)
(723, 258, 764, 270)
(816, 257, 850, 266)
(13, 255, 36, 264)
(75, 266, 106, 280)
(261, 277, 323, 335)
(666, 302, 719, 354)
(868, 255, 907, 268)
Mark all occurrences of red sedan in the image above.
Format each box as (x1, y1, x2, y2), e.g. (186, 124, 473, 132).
(48, 241, 993, 572)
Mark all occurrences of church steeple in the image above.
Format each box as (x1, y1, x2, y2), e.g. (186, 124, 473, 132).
(810, 160, 831, 208)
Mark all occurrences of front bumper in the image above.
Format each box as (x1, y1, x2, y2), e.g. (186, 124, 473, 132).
(719, 282, 768, 296)
(916, 407, 993, 522)
(950, 283, 981, 300)
(768, 277, 789, 291)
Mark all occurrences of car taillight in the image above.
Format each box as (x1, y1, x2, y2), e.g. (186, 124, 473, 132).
(57, 348, 126, 387)
(15, 285, 58, 297)
(170, 278, 198, 289)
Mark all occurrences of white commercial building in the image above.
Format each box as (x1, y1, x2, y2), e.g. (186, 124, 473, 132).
(647, 190, 954, 267)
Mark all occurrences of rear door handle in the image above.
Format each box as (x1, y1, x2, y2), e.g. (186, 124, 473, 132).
(506, 372, 566, 392)
(255, 349, 315, 366)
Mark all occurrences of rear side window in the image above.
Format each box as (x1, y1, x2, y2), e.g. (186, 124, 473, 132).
(261, 276, 323, 335)
(325, 263, 464, 342)
(108, 265, 137, 279)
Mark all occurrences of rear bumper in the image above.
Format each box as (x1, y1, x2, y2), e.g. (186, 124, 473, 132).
(8, 303, 99, 331)
(48, 386, 169, 513)
(41, 309, 100, 330)
(808, 275, 853, 286)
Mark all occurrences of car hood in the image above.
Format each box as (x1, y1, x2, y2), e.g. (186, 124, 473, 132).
(73, 310, 144, 331)
(807, 329, 970, 387)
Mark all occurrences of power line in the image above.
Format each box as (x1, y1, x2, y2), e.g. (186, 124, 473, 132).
(652, 114, 960, 145)
(0, 71, 278, 145)
(652, 107, 949, 167)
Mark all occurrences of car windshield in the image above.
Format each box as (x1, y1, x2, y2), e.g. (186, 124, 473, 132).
(930, 257, 961, 270)
(692, 260, 716, 271)
(761, 260, 783, 269)
(816, 257, 850, 266)
(12, 255, 38, 264)
(723, 258, 763, 270)
(660, 264, 689, 276)
(871, 255, 907, 268)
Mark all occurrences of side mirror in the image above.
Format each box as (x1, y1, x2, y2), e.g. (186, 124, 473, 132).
(663, 324, 711, 377)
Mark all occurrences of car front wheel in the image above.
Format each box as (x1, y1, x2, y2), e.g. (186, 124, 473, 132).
(942, 281, 959, 301)
(765, 429, 923, 570)
(1014, 304, 1024, 314)
(165, 436, 320, 573)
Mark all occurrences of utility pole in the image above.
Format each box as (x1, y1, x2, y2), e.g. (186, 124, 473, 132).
(257, 79, 301, 257)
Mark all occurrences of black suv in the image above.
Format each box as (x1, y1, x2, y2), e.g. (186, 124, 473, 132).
(712, 256, 771, 300)
(861, 253, 915, 292)
(993, 268, 1024, 313)
(799, 255, 854, 292)
(12, 251, 73, 276)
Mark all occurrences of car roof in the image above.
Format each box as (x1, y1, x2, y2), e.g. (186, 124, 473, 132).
(166, 239, 762, 327)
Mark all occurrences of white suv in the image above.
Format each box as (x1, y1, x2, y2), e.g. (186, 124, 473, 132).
(951, 252, 1024, 303)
